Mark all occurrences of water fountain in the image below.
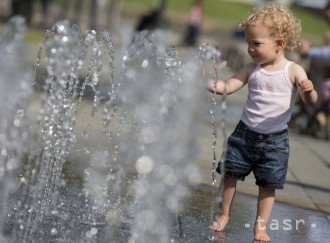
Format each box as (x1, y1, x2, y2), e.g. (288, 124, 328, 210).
(0, 17, 228, 242)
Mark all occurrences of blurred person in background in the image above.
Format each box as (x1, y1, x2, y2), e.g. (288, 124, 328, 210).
(182, 0, 203, 46)
(11, 0, 34, 24)
(40, 0, 52, 27)
(41, 0, 51, 19)
(297, 2, 330, 140)
(135, 9, 160, 32)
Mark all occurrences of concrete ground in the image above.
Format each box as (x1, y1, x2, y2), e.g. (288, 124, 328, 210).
(25, 82, 330, 243)
(179, 185, 330, 243)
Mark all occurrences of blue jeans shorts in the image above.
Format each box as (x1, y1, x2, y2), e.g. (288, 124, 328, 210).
(216, 121, 289, 189)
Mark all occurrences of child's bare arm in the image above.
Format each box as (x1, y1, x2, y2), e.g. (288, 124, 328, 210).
(207, 64, 252, 94)
(290, 63, 318, 105)
(297, 79, 318, 105)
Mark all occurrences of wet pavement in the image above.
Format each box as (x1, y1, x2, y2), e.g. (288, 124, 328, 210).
(24, 90, 330, 243)
(178, 185, 330, 243)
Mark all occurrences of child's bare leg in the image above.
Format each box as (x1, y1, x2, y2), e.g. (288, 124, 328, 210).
(209, 177, 237, 232)
(254, 186, 275, 242)
(316, 112, 327, 128)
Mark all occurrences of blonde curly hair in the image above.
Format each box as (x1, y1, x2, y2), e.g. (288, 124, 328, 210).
(239, 2, 301, 51)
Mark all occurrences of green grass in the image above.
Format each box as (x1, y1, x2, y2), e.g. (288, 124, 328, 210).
(24, 28, 45, 42)
(0, 24, 44, 43)
(124, 0, 328, 42)
(124, 0, 253, 22)
(292, 7, 329, 38)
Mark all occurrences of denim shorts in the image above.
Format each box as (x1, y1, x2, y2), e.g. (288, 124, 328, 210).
(216, 121, 289, 189)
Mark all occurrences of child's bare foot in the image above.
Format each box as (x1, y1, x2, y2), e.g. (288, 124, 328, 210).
(209, 215, 230, 232)
(254, 229, 271, 242)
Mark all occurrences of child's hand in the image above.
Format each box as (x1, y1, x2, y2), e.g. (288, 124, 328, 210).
(297, 79, 314, 93)
(297, 79, 318, 105)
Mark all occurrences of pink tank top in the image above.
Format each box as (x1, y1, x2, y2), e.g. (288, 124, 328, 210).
(241, 62, 297, 134)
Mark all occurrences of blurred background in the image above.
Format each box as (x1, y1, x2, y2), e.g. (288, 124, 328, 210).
(0, 0, 329, 140)
(0, 0, 328, 45)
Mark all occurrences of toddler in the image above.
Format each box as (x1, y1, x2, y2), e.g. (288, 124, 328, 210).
(207, 2, 317, 242)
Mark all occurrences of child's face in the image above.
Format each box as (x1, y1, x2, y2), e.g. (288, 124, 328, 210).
(245, 26, 281, 65)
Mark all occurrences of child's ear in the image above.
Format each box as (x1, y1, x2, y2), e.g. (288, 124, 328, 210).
(275, 39, 285, 51)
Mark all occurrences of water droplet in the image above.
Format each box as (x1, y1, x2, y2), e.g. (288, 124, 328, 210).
(20, 177, 27, 184)
(141, 59, 149, 68)
(13, 119, 20, 127)
(51, 228, 58, 235)
(16, 109, 24, 118)
(208, 234, 216, 241)
(90, 227, 98, 235)
(135, 156, 154, 174)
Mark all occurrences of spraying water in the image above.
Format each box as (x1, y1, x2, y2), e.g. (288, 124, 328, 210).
(199, 43, 229, 240)
(0, 17, 229, 242)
